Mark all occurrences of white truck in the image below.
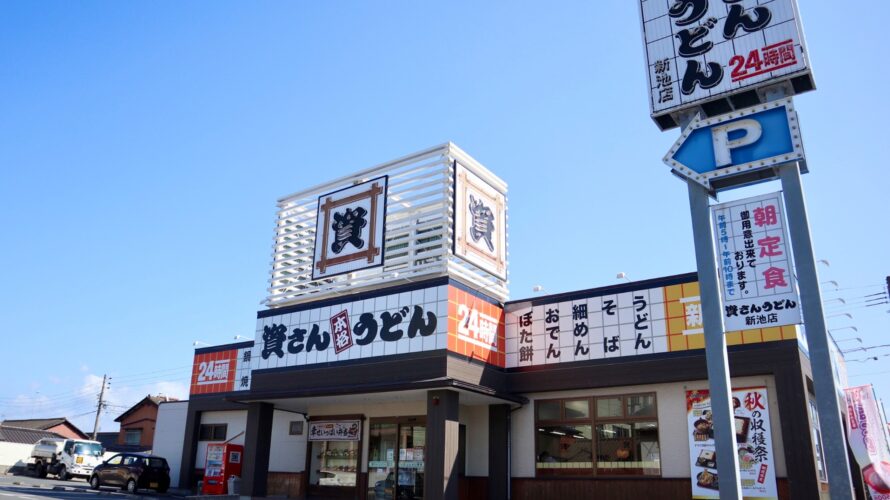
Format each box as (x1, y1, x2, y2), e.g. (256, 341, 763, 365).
(29, 438, 105, 481)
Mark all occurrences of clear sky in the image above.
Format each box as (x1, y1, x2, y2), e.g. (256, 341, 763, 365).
(1, 2, 888, 435)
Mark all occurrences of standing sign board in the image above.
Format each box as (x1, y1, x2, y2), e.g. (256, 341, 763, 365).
(844, 385, 890, 499)
(640, 0, 814, 129)
(686, 387, 778, 499)
(312, 176, 388, 280)
(711, 192, 801, 332)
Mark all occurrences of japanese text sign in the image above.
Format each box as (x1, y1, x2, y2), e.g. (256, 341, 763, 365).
(640, 0, 812, 126)
(251, 283, 506, 372)
(505, 276, 799, 369)
(845, 385, 890, 499)
(711, 192, 801, 332)
(308, 420, 361, 442)
(686, 387, 778, 499)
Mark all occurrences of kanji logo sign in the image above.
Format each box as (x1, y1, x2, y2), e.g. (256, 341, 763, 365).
(312, 176, 387, 280)
(453, 162, 507, 280)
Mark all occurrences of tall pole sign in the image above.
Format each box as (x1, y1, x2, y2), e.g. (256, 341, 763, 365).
(638, 1, 854, 499)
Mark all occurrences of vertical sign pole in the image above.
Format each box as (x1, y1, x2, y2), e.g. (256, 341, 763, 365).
(687, 180, 743, 500)
(778, 162, 855, 499)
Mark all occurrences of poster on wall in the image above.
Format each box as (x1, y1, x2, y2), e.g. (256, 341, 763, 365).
(844, 385, 890, 499)
(453, 161, 507, 280)
(686, 387, 778, 499)
(312, 176, 388, 280)
(639, 0, 813, 121)
(712, 192, 801, 332)
(309, 421, 362, 442)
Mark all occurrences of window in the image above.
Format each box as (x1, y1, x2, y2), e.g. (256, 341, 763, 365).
(535, 393, 660, 477)
(124, 429, 142, 445)
(199, 424, 228, 441)
(289, 421, 304, 436)
(107, 455, 123, 465)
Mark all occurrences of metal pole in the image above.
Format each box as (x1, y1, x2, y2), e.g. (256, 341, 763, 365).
(687, 179, 743, 500)
(778, 162, 855, 499)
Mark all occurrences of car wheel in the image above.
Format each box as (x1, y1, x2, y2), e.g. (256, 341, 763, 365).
(36, 463, 47, 479)
(157, 484, 168, 493)
(90, 475, 101, 490)
(57, 465, 68, 481)
(126, 478, 137, 494)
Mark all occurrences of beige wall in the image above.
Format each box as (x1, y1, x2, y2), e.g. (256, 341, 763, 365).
(197, 410, 247, 469)
(460, 404, 488, 477)
(511, 375, 786, 479)
(269, 410, 306, 473)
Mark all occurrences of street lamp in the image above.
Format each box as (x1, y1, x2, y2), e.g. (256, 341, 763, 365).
(192, 340, 210, 347)
(616, 272, 630, 282)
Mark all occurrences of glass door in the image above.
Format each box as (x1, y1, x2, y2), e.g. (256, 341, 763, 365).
(397, 424, 425, 499)
(368, 419, 425, 500)
(368, 423, 398, 499)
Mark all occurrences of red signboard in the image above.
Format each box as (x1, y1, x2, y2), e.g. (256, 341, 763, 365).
(190, 349, 238, 395)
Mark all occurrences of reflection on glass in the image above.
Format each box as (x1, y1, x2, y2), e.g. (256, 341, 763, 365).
(626, 395, 656, 417)
(309, 440, 359, 487)
(596, 397, 622, 418)
(595, 421, 660, 475)
(565, 400, 590, 419)
(535, 425, 593, 471)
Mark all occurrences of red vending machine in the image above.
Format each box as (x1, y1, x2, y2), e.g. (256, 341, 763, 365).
(201, 443, 244, 495)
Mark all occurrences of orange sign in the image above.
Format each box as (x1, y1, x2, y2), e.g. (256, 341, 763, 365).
(447, 286, 506, 368)
(190, 349, 238, 395)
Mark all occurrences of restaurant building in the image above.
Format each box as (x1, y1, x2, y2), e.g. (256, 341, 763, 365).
(178, 144, 839, 499)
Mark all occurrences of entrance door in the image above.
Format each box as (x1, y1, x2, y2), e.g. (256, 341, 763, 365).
(368, 419, 425, 500)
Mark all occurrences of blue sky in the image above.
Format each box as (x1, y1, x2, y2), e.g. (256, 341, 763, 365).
(1, 2, 888, 434)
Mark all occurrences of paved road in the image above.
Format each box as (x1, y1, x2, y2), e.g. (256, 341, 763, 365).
(0, 475, 181, 500)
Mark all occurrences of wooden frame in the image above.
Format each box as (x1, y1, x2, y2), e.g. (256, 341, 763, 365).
(533, 392, 662, 478)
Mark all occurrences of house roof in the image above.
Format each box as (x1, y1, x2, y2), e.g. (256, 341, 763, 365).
(0, 418, 88, 439)
(113, 395, 178, 423)
(0, 425, 61, 444)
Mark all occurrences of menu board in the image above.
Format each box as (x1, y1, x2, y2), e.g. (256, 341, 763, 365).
(686, 387, 778, 499)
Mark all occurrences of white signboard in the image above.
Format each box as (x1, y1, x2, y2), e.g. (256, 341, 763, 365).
(453, 162, 507, 280)
(312, 176, 388, 280)
(640, 0, 812, 120)
(252, 284, 448, 370)
(309, 420, 362, 442)
(506, 286, 670, 368)
(712, 192, 801, 331)
(845, 385, 890, 499)
(686, 387, 778, 499)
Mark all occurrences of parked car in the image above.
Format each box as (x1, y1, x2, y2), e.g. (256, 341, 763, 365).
(89, 453, 170, 494)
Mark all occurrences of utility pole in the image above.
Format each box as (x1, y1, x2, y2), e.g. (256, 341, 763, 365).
(91, 375, 108, 440)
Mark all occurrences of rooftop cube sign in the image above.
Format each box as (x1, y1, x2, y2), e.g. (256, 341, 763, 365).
(453, 161, 507, 280)
(312, 176, 388, 280)
(640, 0, 814, 129)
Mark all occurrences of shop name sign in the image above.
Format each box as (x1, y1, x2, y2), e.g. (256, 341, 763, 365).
(663, 99, 804, 189)
(711, 192, 801, 332)
(309, 421, 361, 442)
(640, 0, 812, 124)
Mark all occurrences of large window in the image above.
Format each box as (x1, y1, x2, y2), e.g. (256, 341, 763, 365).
(535, 393, 660, 477)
